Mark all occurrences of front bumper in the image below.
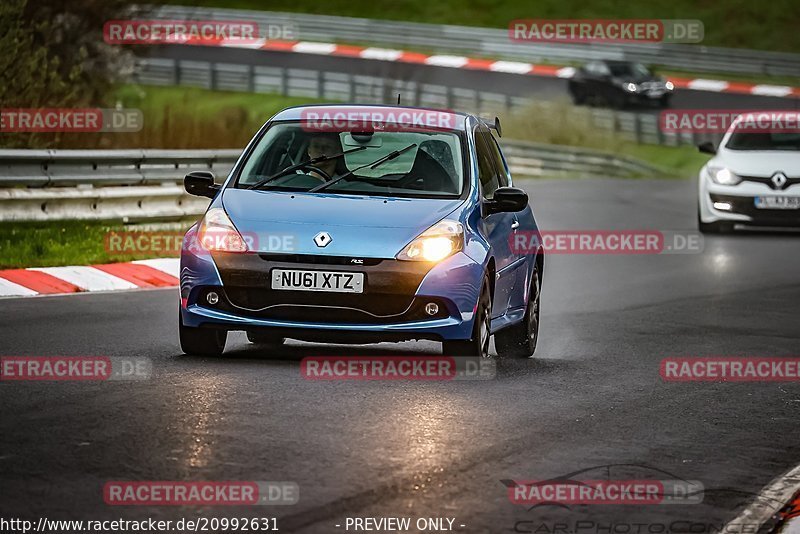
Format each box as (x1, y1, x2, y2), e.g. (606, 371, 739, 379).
(625, 90, 670, 105)
(180, 246, 484, 341)
(698, 175, 800, 227)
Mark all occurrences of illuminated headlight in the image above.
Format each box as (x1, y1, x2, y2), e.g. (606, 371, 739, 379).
(665, 81, 675, 91)
(198, 208, 248, 252)
(397, 219, 464, 262)
(624, 82, 638, 93)
(707, 166, 742, 186)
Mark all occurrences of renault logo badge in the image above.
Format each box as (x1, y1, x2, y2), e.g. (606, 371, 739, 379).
(313, 231, 332, 248)
(772, 172, 788, 189)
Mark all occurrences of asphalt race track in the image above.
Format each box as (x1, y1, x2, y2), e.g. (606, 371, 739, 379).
(152, 45, 800, 113)
(1, 178, 798, 532)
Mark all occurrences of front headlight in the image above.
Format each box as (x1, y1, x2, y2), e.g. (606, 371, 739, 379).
(198, 208, 248, 252)
(397, 219, 464, 262)
(665, 81, 675, 91)
(624, 82, 638, 93)
(707, 166, 742, 186)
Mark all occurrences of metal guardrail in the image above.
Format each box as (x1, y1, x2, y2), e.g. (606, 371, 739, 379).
(0, 150, 238, 222)
(133, 57, 720, 148)
(0, 143, 663, 222)
(0, 149, 238, 187)
(153, 5, 800, 77)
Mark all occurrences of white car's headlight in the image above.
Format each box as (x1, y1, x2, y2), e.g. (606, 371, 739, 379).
(665, 81, 675, 91)
(198, 208, 248, 252)
(397, 219, 464, 262)
(707, 166, 742, 186)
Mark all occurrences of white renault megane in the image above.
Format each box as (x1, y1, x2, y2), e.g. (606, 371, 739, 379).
(697, 111, 800, 233)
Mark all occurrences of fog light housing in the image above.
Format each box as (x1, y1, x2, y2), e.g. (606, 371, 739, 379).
(206, 292, 219, 305)
(424, 302, 439, 316)
(713, 201, 732, 211)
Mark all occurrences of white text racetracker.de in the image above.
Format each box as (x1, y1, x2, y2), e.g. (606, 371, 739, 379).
(337, 517, 462, 531)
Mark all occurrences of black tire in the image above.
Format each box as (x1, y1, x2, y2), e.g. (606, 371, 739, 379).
(697, 210, 734, 234)
(179, 311, 226, 356)
(495, 269, 540, 358)
(442, 275, 492, 358)
(570, 89, 585, 106)
(247, 331, 285, 346)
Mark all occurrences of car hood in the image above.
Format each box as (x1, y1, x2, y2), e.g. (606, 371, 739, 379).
(221, 188, 463, 257)
(716, 150, 800, 176)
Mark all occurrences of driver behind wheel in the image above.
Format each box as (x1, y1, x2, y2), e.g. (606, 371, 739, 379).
(306, 132, 345, 182)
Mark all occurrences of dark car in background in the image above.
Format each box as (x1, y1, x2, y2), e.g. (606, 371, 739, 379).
(568, 60, 674, 109)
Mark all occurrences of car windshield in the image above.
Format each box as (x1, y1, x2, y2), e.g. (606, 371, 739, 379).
(235, 122, 466, 198)
(608, 63, 651, 78)
(726, 131, 800, 151)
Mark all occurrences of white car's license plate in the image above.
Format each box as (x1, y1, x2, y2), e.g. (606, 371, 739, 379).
(271, 269, 364, 293)
(754, 196, 800, 210)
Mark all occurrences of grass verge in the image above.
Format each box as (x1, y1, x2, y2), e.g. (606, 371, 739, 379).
(0, 221, 192, 269)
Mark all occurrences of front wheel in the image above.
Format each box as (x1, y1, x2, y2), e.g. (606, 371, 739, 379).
(442, 275, 492, 358)
(495, 269, 540, 358)
(179, 311, 226, 356)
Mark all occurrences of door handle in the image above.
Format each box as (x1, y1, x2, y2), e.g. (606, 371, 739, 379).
(511, 220, 520, 229)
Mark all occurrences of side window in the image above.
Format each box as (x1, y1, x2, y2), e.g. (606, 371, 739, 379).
(475, 128, 499, 199)
(481, 131, 509, 188)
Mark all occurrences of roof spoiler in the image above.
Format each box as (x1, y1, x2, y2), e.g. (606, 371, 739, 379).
(481, 116, 502, 137)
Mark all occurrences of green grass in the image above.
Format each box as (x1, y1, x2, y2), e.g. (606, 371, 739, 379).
(17, 85, 325, 150)
(626, 144, 709, 179)
(170, 0, 799, 53)
(500, 99, 707, 179)
(0, 221, 193, 269)
(108, 85, 327, 149)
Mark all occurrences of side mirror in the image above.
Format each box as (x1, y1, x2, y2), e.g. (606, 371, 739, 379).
(698, 141, 717, 155)
(486, 186, 528, 215)
(184, 171, 220, 199)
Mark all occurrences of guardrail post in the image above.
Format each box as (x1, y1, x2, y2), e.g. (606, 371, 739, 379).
(634, 114, 643, 144)
(317, 71, 325, 99)
(280, 68, 288, 97)
(348, 73, 356, 102)
(248, 64, 255, 93)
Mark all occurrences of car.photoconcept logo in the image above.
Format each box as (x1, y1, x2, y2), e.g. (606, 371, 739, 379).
(313, 231, 332, 248)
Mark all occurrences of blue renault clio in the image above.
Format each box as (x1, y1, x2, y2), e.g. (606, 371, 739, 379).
(179, 105, 544, 358)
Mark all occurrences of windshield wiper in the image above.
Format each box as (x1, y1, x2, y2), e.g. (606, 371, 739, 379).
(309, 143, 417, 193)
(246, 146, 367, 190)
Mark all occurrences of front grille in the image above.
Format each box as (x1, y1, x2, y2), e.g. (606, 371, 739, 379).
(206, 252, 440, 323)
(739, 175, 800, 191)
(257, 253, 383, 266)
(198, 286, 449, 324)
